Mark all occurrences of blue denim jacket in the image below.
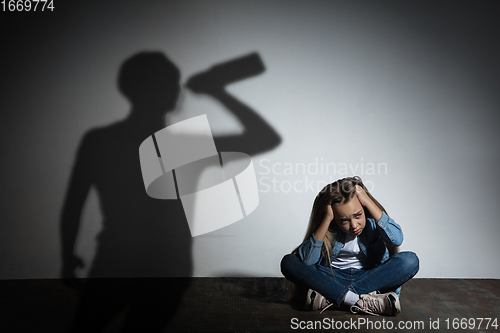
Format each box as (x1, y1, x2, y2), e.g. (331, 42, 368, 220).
(298, 212, 403, 268)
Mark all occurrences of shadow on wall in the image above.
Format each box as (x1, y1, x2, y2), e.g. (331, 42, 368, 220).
(60, 51, 281, 331)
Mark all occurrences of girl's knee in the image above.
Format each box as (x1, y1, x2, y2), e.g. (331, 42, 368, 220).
(280, 253, 298, 274)
(399, 251, 419, 276)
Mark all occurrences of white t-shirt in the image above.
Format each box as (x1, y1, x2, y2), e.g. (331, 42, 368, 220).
(331, 233, 369, 269)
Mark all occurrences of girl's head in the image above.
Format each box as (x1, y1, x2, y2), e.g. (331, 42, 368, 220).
(332, 193, 366, 236)
(310, 176, 378, 236)
(301, 176, 387, 255)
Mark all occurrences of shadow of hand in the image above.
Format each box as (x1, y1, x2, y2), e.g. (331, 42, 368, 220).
(61, 254, 85, 290)
(185, 69, 225, 95)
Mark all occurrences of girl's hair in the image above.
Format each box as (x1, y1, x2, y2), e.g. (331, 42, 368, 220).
(287, 176, 388, 304)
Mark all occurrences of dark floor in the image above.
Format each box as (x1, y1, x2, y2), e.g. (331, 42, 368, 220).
(0, 278, 499, 332)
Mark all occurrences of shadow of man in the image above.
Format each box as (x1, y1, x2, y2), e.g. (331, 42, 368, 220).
(60, 51, 281, 332)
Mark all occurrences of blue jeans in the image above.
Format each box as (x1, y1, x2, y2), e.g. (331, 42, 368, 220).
(281, 251, 419, 307)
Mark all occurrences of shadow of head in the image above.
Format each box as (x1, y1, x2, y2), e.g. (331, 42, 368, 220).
(118, 52, 180, 114)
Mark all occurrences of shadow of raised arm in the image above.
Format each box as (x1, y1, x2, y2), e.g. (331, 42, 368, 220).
(185, 53, 281, 156)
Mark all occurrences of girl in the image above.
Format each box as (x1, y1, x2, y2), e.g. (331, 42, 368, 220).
(280, 176, 419, 315)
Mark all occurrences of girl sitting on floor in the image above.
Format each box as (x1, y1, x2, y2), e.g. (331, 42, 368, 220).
(281, 176, 419, 315)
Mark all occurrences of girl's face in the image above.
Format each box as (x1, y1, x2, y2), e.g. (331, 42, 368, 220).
(333, 196, 366, 236)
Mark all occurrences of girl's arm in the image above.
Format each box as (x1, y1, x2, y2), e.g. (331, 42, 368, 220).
(297, 234, 324, 265)
(298, 205, 334, 265)
(355, 185, 382, 221)
(315, 205, 334, 241)
(355, 185, 403, 246)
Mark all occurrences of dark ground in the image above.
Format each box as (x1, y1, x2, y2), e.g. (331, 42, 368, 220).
(0, 278, 499, 332)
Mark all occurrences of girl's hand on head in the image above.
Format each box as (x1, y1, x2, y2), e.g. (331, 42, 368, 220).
(324, 204, 334, 223)
(355, 185, 371, 207)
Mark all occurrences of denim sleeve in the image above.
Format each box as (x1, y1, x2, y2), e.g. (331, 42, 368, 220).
(375, 211, 404, 247)
(298, 233, 324, 265)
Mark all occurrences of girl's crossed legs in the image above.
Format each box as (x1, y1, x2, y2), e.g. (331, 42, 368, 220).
(281, 251, 419, 307)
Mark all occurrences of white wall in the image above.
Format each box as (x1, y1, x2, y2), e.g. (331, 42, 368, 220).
(1, 0, 499, 279)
